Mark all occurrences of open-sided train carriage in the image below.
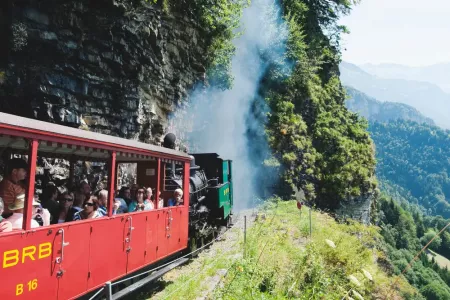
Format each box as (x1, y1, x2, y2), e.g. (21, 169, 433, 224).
(0, 112, 192, 299)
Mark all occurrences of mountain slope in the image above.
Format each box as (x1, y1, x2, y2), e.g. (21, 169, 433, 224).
(345, 86, 435, 125)
(361, 62, 450, 94)
(339, 62, 450, 129)
(369, 120, 450, 217)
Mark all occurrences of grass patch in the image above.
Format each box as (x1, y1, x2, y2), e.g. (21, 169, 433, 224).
(138, 199, 421, 299)
(213, 200, 420, 299)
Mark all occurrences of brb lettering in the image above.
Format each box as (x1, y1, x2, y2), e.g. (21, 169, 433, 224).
(3, 242, 52, 268)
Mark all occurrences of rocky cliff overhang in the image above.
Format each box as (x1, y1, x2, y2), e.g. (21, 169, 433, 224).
(0, 0, 207, 143)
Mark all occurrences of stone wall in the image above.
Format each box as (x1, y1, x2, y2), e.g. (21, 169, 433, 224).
(0, 0, 207, 143)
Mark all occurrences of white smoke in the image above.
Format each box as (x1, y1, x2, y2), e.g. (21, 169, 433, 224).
(169, 0, 291, 210)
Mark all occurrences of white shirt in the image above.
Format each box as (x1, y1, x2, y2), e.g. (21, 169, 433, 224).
(7, 213, 40, 230)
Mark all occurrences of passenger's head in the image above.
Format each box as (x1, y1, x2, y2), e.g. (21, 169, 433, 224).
(80, 181, 91, 196)
(146, 187, 153, 200)
(174, 189, 183, 199)
(136, 187, 145, 202)
(98, 190, 108, 207)
(59, 192, 74, 209)
(44, 184, 58, 201)
(83, 196, 99, 213)
(8, 194, 40, 213)
(7, 158, 28, 181)
(120, 186, 131, 200)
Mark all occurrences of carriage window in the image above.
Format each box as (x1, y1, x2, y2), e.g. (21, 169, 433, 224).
(162, 161, 185, 207)
(117, 159, 160, 211)
(35, 141, 109, 224)
(0, 135, 38, 231)
(0, 152, 29, 232)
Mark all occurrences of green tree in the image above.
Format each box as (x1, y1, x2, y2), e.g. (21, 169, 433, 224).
(263, 0, 376, 207)
(420, 282, 450, 300)
(420, 230, 442, 252)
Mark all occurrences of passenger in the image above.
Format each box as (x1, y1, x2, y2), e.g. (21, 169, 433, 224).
(41, 184, 60, 224)
(130, 184, 139, 201)
(119, 186, 132, 207)
(112, 198, 121, 215)
(128, 187, 152, 212)
(167, 189, 183, 207)
(73, 196, 103, 220)
(57, 192, 73, 223)
(7, 194, 50, 229)
(158, 190, 164, 208)
(65, 192, 85, 222)
(97, 190, 108, 216)
(80, 181, 92, 197)
(0, 158, 28, 217)
(0, 198, 12, 233)
(145, 187, 155, 210)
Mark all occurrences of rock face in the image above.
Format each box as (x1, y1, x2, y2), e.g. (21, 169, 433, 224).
(335, 193, 376, 225)
(0, 0, 207, 143)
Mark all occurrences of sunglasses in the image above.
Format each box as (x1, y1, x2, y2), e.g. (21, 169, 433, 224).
(137, 191, 145, 194)
(63, 198, 74, 202)
(83, 202, 94, 207)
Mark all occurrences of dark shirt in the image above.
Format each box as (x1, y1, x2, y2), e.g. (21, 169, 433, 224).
(65, 206, 82, 222)
(42, 199, 60, 225)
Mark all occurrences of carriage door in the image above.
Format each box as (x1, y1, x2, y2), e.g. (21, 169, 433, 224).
(160, 160, 181, 255)
(55, 223, 91, 300)
(167, 207, 182, 254)
(125, 214, 147, 274)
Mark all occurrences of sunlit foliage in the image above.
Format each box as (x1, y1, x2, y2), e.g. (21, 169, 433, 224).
(263, 0, 376, 208)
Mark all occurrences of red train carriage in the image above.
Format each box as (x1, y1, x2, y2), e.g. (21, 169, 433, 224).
(0, 112, 191, 299)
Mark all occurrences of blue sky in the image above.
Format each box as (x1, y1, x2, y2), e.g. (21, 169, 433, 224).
(340, 0, 450, 66)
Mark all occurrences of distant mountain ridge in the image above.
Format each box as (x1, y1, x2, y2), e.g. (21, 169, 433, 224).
(339, 62, 450, 129)
(345, 86, 435, 125)
(360, 62, 450, 93)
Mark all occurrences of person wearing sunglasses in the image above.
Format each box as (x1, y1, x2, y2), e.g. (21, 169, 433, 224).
(57, 192, 74, 223)
(73, 196, 103, 220)
(128, 187, 152, 212)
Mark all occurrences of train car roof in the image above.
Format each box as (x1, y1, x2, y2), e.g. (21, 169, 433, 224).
(0, 112, 190, 162)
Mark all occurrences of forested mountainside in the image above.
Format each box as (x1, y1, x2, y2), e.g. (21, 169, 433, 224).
(377, 195, 450, 299)
(340, 62, 450, 129)
(345, 86, 435, 125)
(370, 120, 450, 217)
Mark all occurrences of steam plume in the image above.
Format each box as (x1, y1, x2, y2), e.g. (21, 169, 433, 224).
(169, 0, 291, 210)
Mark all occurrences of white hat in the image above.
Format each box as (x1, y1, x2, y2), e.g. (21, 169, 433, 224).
(8, 194, 40, 210)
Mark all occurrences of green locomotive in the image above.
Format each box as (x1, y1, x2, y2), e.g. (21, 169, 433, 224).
(162, 134, 234, 249)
